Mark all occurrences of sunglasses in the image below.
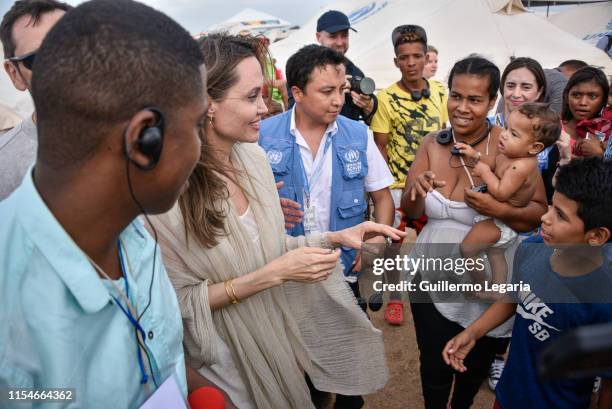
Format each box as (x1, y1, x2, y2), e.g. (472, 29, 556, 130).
(8, 50, 37, 70)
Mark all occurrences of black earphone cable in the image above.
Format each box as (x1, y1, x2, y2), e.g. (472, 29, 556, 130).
(125, 156, 160, 387)
(449, 154, 476, 169)
(125, 158, 157, 323)
(121, 109, 164, 390)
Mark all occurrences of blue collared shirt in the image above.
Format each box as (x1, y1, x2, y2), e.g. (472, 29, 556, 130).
(0, 169, 186, 408)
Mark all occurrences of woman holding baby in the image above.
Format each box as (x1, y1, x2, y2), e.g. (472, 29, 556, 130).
(400, 56, 547, 409)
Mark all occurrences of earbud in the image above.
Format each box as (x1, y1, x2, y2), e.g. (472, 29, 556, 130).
(126, 107, 165, 171)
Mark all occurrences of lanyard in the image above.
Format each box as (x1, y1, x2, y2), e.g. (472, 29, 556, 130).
(113, 243, 152, 387)
(453, 128, 491, 188)
(85, 241, 158, 392)
(300, 134, 333, 206)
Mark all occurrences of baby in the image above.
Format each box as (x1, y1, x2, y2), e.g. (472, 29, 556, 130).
(457, 102, 560, 298)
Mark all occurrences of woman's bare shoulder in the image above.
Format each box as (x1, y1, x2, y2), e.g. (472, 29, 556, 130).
(422, 131, 439, 147)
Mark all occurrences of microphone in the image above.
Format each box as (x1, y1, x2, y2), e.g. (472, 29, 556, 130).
(188, 386, 226, 409)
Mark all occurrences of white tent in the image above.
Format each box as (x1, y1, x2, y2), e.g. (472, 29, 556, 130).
(548, 2, 612, 46)
(202, 8, 293, 41)
(270, 0, 612, 90)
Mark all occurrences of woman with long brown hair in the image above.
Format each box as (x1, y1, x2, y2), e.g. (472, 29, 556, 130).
(149, 34, 401, 409)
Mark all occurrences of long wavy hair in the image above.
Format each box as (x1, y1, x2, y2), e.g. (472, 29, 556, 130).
(179, 33, 268, 248)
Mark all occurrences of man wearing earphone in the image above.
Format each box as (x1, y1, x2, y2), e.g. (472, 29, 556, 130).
(369, 25, 448, 325)
(0, 1, 231, 408)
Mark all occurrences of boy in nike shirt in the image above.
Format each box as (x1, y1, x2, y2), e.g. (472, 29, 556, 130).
(443, 157, 612, 409)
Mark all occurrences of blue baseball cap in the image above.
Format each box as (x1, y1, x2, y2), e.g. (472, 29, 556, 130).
(316, 10, 357, 34)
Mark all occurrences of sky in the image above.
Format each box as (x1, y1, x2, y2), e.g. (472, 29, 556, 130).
(0, 0, 333, 34)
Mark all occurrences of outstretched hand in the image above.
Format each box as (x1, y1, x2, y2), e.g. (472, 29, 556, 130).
(327, 221, 405, 250)
(442, 329, 477, 372)
(351, 235, 388, 272)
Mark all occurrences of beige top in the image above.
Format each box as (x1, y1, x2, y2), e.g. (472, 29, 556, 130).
(0, 102, 21, 132)
(150, 142, 388, 409)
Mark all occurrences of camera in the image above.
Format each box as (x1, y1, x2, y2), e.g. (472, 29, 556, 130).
(349, 75, 376, 95)
(472, 184, 488, 193)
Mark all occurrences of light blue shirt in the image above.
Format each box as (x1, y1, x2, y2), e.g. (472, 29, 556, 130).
(0, 169, 187, 408)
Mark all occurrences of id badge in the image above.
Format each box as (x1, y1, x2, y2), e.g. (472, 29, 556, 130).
(139, 376, 187, 409)
(303, 204, 320, 233)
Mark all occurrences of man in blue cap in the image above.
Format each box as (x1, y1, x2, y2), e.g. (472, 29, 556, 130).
(316, 10, 377, 124)
(288, 10, 377, 124)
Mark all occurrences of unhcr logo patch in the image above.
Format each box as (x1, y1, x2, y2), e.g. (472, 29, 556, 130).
(267, 150, 283, 165)
(344, 149, 360, 163)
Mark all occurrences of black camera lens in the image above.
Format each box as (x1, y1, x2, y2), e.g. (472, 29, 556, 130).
(350, 76, 376, 95)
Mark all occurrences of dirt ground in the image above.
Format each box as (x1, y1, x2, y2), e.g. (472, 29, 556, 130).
(349, 228, 495, 409)
(362, 303, 495, 409)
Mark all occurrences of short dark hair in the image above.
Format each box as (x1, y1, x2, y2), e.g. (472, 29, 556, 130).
(0, 0, 73, 58)
(555, 157, 612, 232)
(394, 36, 427, 55)
(559, 59, 588, 71)
(448, 56, 500, 100)
(391, 24, 427, 55)
(1, 0, 72, 58)
(286, 44, 346, 91)
(500, 57, 547, 102)
(515, 102, 560, 148)
(32, 0, 204, 168)
(561, 66, 609, 121)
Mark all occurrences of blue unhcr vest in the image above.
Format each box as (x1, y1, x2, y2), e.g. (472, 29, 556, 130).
(259, 110, 369, 275)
